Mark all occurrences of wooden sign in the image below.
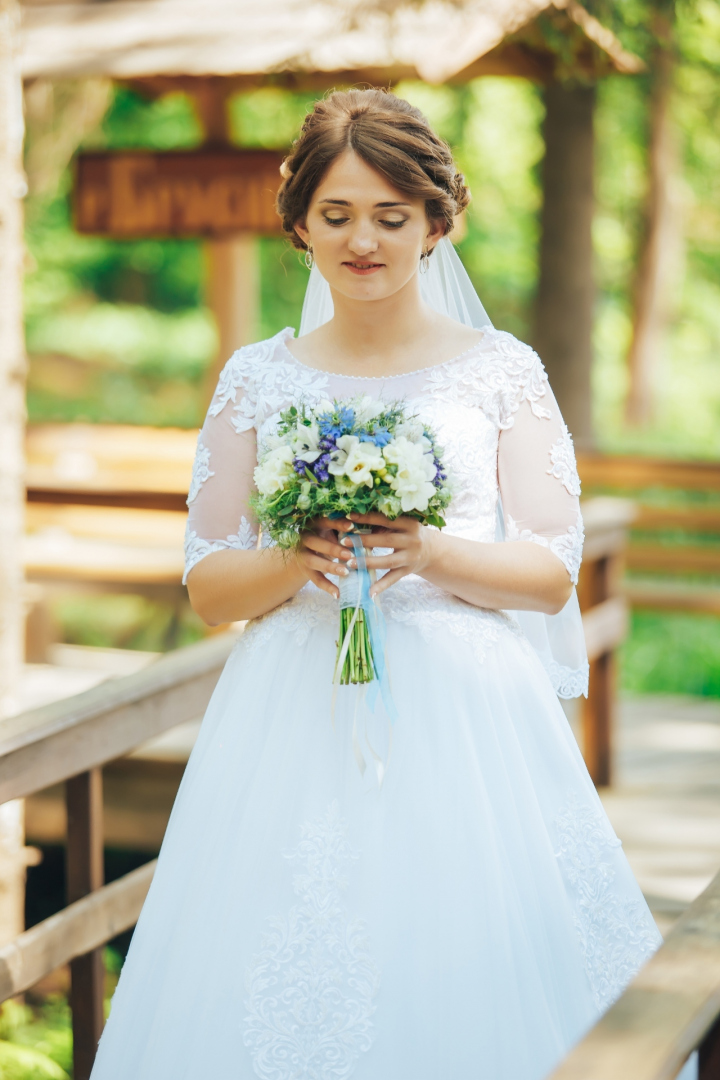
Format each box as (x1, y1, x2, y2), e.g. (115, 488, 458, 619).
(74, 149, 285, 238)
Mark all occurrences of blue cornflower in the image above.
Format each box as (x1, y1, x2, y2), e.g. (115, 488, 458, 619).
(337, 406, 355, 433)
(364, 426, 392, 447)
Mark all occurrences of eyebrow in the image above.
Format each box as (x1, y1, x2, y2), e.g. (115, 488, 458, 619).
(318, 199, 411, 208)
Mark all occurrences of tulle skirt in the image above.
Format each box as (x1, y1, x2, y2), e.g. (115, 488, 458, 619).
(90, 589, 665, 1080)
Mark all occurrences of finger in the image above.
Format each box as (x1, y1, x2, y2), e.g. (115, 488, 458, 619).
(346, 511, 394, 528)
(370, 568, 410, 597)
(350, 552, 407, 571)
(307, 569, 340, 599)
(340, 531, 404, 551)
(303, 554, 350, 577)
(316, 517, 356, 533)
(303, 535, 353, 561)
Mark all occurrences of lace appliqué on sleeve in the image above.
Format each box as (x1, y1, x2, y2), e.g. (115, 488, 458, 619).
(182, 517, 259, 585)
(506, 511, 584, 585)
(547, 424, 581, 497)
(187, 436, 214, 505)
(546, 659, 589, 699)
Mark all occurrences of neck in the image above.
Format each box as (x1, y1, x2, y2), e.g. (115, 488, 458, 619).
(324, 274, 434, 362)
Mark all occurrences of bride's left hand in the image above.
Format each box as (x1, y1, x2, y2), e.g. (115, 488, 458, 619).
(342, 512, 440, 598)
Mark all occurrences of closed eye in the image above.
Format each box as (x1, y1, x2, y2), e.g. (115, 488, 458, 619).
(380, 220, 406, 229)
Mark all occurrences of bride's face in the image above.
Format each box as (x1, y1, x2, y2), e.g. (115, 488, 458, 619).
(294, 149, 445, 303)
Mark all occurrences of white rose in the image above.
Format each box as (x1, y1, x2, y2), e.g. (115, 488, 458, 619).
(329, 434, 383, 488)
(382, 435, 437, 512)
(291, 421, 322, 463)
(254, 445, 295, 495)
(354, 395, 385, 427)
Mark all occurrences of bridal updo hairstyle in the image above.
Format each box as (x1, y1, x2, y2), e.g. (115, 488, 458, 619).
(276, 88, 470, 253)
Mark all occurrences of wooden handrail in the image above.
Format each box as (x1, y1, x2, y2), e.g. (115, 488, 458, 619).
(549, 867, 720, 1080)
(0, 861, 156, 1002)
(0, 631, 239, 804)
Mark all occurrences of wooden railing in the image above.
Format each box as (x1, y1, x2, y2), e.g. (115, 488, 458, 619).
(0, 632, 237, 1080)
(548, 866, 720, 1080)
(578, 452, 720, 616)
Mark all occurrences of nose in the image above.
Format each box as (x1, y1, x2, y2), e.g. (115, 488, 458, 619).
(347, 222, 379, 257)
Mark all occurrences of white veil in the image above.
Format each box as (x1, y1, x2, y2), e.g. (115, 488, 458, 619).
(299, 236, 588, 699)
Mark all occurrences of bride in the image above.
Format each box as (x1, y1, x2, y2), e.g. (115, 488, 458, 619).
(90, 88, 669, 1080)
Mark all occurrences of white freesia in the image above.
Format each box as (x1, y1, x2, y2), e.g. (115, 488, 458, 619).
(383, 435, 437, 512)
(253, 445, 294, 495)
(316, 398, 334, 415)
(328, 434, 384, 488)
(395, 418, 426, 445)
(354, 395, 385, 427)
(291, 421, 322, 463)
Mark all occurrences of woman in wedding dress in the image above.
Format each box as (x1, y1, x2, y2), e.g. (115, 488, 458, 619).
(90, 88, 672, 1080)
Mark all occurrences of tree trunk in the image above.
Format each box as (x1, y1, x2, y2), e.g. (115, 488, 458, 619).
(533, 81, 596, 449)
(0, 0, 29, 946)
(625, 7, 681, 427)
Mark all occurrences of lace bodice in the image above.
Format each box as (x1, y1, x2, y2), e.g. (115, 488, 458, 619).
(184, 326, 586, 693)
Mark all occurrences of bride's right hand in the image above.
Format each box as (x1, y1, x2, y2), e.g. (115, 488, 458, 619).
(297, 517, 356, 599)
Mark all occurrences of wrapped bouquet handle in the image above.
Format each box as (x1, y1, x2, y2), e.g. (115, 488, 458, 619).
(332, 528, 398, 782)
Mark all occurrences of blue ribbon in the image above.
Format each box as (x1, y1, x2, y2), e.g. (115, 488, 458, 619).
(333, 531, 398, 783)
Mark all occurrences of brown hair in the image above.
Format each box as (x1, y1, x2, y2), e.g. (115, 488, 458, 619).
(276, 88, 470, 251)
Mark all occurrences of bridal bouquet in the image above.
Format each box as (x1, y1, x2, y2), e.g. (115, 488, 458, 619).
(251, 395, 451, 688)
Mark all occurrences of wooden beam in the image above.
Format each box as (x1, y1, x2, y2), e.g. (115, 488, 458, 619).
(548, 867, 720, 1080)
(577, 453, 720, 493)
(0, 860, 156, 1002)
(0, 631, 238, 803)
(66, 769, 104, 1080)
(625, 580, 720, 615)
(582, 596, 628, 662)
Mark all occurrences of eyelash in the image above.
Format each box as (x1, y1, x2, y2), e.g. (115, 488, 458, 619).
(323, 216, 407, 229)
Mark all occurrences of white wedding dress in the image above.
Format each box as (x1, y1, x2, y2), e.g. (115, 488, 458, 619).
(91, 325, 669, 1080)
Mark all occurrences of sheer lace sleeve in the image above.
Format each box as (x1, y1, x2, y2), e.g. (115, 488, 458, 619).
(183, 373, 261, 586)
(498, 379, 583, 585)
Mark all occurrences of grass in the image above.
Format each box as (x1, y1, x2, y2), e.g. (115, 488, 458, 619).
(620, 610, 720, 698)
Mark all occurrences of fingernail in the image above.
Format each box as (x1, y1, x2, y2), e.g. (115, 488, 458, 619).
(340, 537, 350, 546)
(348, 558, 356, 568)
(340, 568, 349, 576)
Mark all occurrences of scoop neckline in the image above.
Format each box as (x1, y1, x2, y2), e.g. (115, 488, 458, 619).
(278, 326, 491, 381)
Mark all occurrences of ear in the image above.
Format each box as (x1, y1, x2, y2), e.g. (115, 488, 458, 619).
(425, 216, 447, 251)
(294, 220, 311, 249)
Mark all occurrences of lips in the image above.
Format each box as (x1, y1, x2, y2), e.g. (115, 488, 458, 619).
(343, 261, 384, 275)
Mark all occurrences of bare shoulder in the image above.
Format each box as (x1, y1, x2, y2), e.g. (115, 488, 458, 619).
(431, 312, 487, 356)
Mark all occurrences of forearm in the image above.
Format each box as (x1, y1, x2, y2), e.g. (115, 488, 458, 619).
(186, 547, 309, 625)
(420, 533, 573, 615)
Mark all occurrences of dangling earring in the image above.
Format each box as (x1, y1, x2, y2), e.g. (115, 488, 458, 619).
(419, 247, 431, 274)
(304, 245, 314, 270)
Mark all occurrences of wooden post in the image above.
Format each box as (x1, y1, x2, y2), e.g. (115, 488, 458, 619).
(625, 1, 682, 426)
(0, 0, 30, 950)
(579, 552, 620, 788)
(700, 1013, 720, 1080)
(204, 235, 259, 403)
(66, 769, 104, 1080)
(534, 80, 596, 450)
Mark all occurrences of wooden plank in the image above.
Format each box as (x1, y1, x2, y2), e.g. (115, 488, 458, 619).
(24, 532, 185, 585)
(582, 597, 628, 661)
(578, 453, 720, 493)
(626, 544, 720, 575)
(0, 631, 239, 803)
(548, 867, 720, 1080)
(66, 769, 104, 1080)
(636, 506, 720, 534)
(0, 860, 156, 1003)
(74, 149, 284, 238)
(25, 423, 196, 497)
(625, 580, 720, 615)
